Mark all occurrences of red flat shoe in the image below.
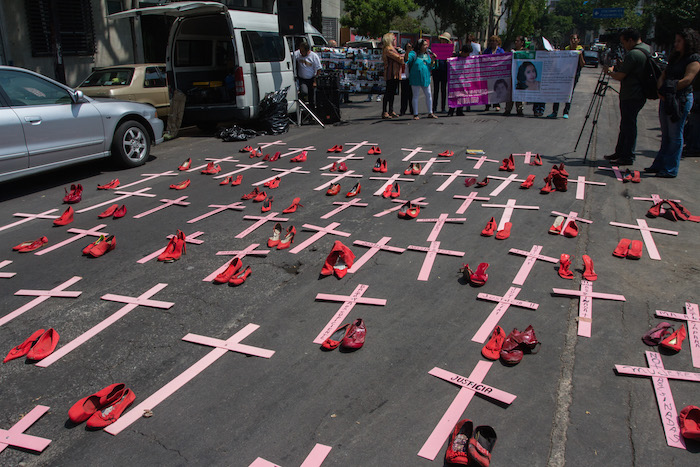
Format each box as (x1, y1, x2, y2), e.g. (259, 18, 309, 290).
(327, 145, 339, 153)
(178, 158, 192, 171)
(232, 175, 243, 186)
(380, 159, 387, 173)
(390, 182, 400, 198)
(679, 405, 700, 440)
(330, 162, 338, 172)
(340, 319, 366, 350)
(214, 258, 242, 284)
(321, 323, 351, 350)
(54, 206, 74, 226)
(16, 236, 49, 253)
(338, 162, 348, 172)
(201, 162, 221, 174)
(520, 174, 536, 189)
(83, 235, 105, 255)
(626, 240, 643, 260)
(88, 235, 116, 258)
(220, 176, 232, 186)
(515, 325, 540, 353)
(282, 197, 303, 214)
(261, 196, 274, 212)
(403, 164, 413, 175)
(438, 149, 454, 157)
(253, 190, 267, 202)
(563, 220, 579, 238)
(530, 154, 543, 166)
(500, 329, 523, 364)
(112, 205, 127, 219)
(26, 328, 59, 361)
(549, 216, 565, 234)
(98, 204, 119, 219)
(481, 326, 506, 360)
(240, 145, 253, 153)
(68, 383, 126, 424)
(405, 203, 420, 219)
(326, 183, 341, 196)
(659, 325, 686, 352)
(3, 329, 45, 363)
(495, 222, 512, 240)
(86, 388, 136, 429)
(445, 419, 473, 466)
(229, 266, 252, 286)
(97, 179, 119, 190)
(468, 426, 497, 467)
(372, 158, 382, 172)
(412, 163, 421, 175)
(558, 254, 574, 279)
(270, 151, 281, 161)
(481, 217, 497, 236)
(346, 182, 361, 198)
(612, 238, 631, 257)
(267, 223, 282, 247)
(582, 254, 598, 281)
(382, 184, 393, 199)
(476, 177, 489, 187)
(170, 179, 191, 190)
(277, 225, 296, 250)
(368, 146, 376, 155)
(335, 145, 343, 153)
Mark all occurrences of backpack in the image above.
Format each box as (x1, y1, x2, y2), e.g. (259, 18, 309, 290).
(635, 46, 663, 100)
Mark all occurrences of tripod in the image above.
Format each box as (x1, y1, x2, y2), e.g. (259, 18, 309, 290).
(574, 67, 618, 162)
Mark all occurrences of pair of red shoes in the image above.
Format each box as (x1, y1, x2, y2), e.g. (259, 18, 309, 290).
(329, 162, 348, 172)
(460, 263, 489, 286)
(322, 319, 366, 350)
(13, 236, 48, 253)
(98, 204, 127, 219)
(240, 145, 254, 153)
(646, 199, 700, 222)
(220, 175, 243, 186)
(54, 207, 74, 226)
(558, 254, 597, 280)
(438, 149, 454, 157)
(290, 151, 308, 162)
(68, 383, 135, 429)
(241, 186, 261, 200)
(382, 182, 401, 198)
(372, 158, 388, 173)
(83, 235, 116, 258)
(482, 325, 539, 364)
(498, 155, 515, 172)
(640, 321, 687, 351)
(612, 239, 643, 259)
(446, 419, 497, 467)
(170, 179, 191, 190)
(158, 230, 186, 262)
(367, 146, 381, 155)
(623, 169, 641, 183)
(267, 223, 296, 250)
(201, 162, 221, 174)
(397, 201, 420, 219)
(481, 218, 511, 239)
(263, 151, 281, 161)
(541, 164, 569, 193)
(403, 163, 421, 175)
(249, 147, 263, 158)
(97, 179, 120, 190)
(320, 241, 355, 278)
(178, 158, 192, 171)
(264, 177, 281, 189)
(213, 257, 252, 285)
(529, 154, 543, 166)
(549, 216, 579, 237)
(4, 328, 59, 362)
(520, 174, 536, 189)
(63, 184, 83, 204)
(327, 145, 343, 153)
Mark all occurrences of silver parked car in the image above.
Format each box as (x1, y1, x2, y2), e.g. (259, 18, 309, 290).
(0, 66, 164, 183)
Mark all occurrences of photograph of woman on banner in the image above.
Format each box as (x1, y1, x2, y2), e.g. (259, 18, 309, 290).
(516, 61, 541, 90)
(493, 79, 511, 103)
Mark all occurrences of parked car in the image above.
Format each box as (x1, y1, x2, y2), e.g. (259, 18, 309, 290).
(583, 50, 600, 67)
(0, 66, 164, 183)
(77, 64, 170, 118)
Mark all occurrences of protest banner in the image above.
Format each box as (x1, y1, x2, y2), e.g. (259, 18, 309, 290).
(512, 50, 579, 103)
(447, 53, 512, 107)
(431, 43, 455, 61)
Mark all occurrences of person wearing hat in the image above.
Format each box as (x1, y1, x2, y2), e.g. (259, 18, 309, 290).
(432, 32, 452, 114)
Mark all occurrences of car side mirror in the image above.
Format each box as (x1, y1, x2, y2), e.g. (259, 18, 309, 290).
(71, 90, 84, 103)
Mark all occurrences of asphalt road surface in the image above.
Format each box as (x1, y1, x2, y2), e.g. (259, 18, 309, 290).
(1, 67, 699, 466)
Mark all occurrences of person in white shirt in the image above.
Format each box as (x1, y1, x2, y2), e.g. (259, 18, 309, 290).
(294, 41, 322, 107)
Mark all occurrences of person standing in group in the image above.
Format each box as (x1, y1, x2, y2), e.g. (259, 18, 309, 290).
(483, 35, 506, 111)
(399, 42, 414, 116)
(432, 32, 451, 114)
(294, 41, 322, 108)
(448, 44, 473, 116)
(504, 35, 526, 116)
(382, 32, 404, 119)
(406, 39, 438, 120)
(645, 29, 700, 177)
(548, 34, 586, 119)
(603, 29, 652, 166)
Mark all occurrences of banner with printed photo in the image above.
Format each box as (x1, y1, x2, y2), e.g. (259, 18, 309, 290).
(447, 53, 512, 107)
(512, 50, 579, 103)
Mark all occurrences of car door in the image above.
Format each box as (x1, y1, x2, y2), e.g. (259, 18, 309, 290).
(142, 66, 170, 117)
(0, 92, 29, 176)
(0, 69, 106, 168)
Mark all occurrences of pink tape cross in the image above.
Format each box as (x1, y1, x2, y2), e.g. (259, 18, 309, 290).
(551, 210, 593, 236)
(656, 302, 700, 369)
(552, 280, 626, 338)
(213, 161, 268, 179)
(35, 225, 109, 256)
(486, 174, 526, 197)
(288, 222, 351, 254)
(407, 241, 465, 282)
(609, 218, 678, 260)
(204, 243, 270, 282)
(349, 237, 405, 274)
(278, 146, 316, 159)
(319, 154, 364, 171)
(0, 260, 17, 279)
(472, 287, 539, 343)
(373, 197, 429, 218)
(0, 405, 51, 454)
(252, 167, 311, 187)
(416, 213, 466, 242)
(320, 198, 368, 219)
(412, 156, 450, 175)
(118, 171, 178, 190)
(432, 170, 478, 192)
(133, 196, 190, 219)
(466, 155, 499, 170)
(0, 209, 59, 233)
(482, 199, 540, 231)
(345, 141, 376, 154)
(313, 170, 363, 191)
(250, 443, 332, 467)
(369, 173, 415, 196)
(76, 187, 155, 213)
(235, 212, 290, 239)
(105, 324, 273, 436)
(314, 284, 386, 344)
(511, 151, 537, 164)
(186, 156, 240, 173)
(598, 165, 624, 181)
(187, 202, 245, 224)
(508, 245, 559, 286)
(137, 231, 205, 264)
(452, 192, 490, 214)
(569, 175, 606, 200)
(1, 276, 82, 327)
(401, 146, 432, 161)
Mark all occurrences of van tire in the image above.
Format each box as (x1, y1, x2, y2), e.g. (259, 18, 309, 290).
(112, 120, 151, 168)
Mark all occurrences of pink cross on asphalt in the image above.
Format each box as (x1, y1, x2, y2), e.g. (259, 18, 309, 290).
(400, 146, 432, 161)
(348, 237, 405, 273)
(35, 224, 109, 255)
(472, 287, 539, 343)
(412, 156, 450, 175)
(137, 231, 205, 264)
(417, 213, 466, 242)
(598, 165, 624, 181)
(615, 351, 699, 449)
(118, 171, 178, 190)
(552, 280, 626, 338)
(486, 174, 526, 197)
(417, 360, 515, 460)
(466, 154, 499, 170)
(252, 166, 311, 187)
(235, 212, 290, 239)
(187, 202, 245, 224)
(568, 175, 606, 200)
(482, 198, 539, 230)
(250, 443, 332, 467)
(609, 218, 678, 260)
(432, 170, 478, 192)
(203, 243, 270, 282)
(313, 170, 363, 191)
(314, 284, 386, 344)
(632, 193, 681, 216)
(656, 302, 700, 369)
(407, 241, 465, 281)
(256, 139, 286, 149)
(344, 141, 376, 154)
(320, 198, 368, 219)
(319, 153, 364, 171)
(0, 209, 59, 233)
(550, 210, 593, 236)
(76, 187, 155, 213)
(37, 283, 174, 367)
(369, 173, 415, 196)
(214, 161, 269, 179)
(1, 276, 82, 327)
(186, 156, 240, 173)
(0, 260, 17, 279)
(0, 405, 51, 454)
(373, 197, 429, 218)
(288, 222, 351, 254)
(133, 196, 190, 219)
(279, 146, 316, 159)
(511, 151, 538, 164)
(508, 245, 559, 285)
(104, 323, 274, 436)
(452, 192, 490, 214)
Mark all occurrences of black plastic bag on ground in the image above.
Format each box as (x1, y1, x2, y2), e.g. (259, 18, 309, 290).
(257, 86, 290, 135)
(216, 125, 261, 142)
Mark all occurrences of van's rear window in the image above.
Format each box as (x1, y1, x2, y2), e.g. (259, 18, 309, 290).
(175, 40, 213, 67)
(242, 31, 286, 63)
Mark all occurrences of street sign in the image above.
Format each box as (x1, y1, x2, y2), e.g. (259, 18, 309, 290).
(593, 8, 625, 19)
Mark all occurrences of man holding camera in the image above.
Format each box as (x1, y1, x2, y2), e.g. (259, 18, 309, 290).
(603, 29, 651, 165)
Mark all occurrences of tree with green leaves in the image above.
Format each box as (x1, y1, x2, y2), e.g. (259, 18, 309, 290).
(648, 0, 699, 46)
(413, 0, 489, 39)
(340, 0, 417, 38)
(501, 0, 547, 47)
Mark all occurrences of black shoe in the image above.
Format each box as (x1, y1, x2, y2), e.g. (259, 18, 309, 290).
(603, 154, 620, 161)
(613, 158, 635, 166)
(447, 109, 454, 117)
(655, 171, 676, 178)
(643, 167, 659, 173)
(456, 110, 464, 116)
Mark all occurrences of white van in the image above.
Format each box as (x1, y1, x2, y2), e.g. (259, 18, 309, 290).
(110, 2, 298, 126)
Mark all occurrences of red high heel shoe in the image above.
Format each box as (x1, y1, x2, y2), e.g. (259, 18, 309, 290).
(231, 174, 243, 186)
(201, 162, 221, 174)
(520, 174, 536, 189)
(476, 177, 489, 187)
(326, 183, 341, 196)
(327, 145, 339, 152)
(461, 262, 489, 286)
(403, 164, 413, 175)
(338, 162, 348, 172)
(170, 179, 191, 190)
(178, 158, 192, 171)
(220, 176, 233, 186)
(261, 196, 274, 212)
(320, 241, 355, 279)
(382, 184, 393, 199)
(397, 202, 410, 219)
(83, 235, 105, 255)
(390, 182, 400, 198)
(346, 182, 360, 198)
(112, 205, 127, 219)
(214, 258, 242, 283)
(368, 146, 377, 155)
(340, 318, 366, 350)
(481, 217, 497, 236)
(63, 184, 83, 204)
(157, 236, 177, 262)
(495, 222, 512, 240)
(230, 266, 252, 285)
(282, 197, 303, 214)
(162, 230, 186, 262)
(582, 254, 597, 281)
(540, 175, 554, 193)
(15, 236, 49, 253)
(438, 149, 454, 157)
(97, 179, 120, 190)
(549, 216, 565, 234)
(380, 159, 387, 173)
(3, 329, 45, 362)
(558, 254, 574, 279)
(253, 190, 267, 202)
(240, 145, 253, 153)
(529, 154, 543, 166)
(241, 187, 260, 200)
(262, 153, 270, 161)
(277, 225, 296, 250)
(330, 162, 338, 172)
(269, 151, 281, 161)
(54, 206, 74, 226)
(98, 204, 119, 219)
(373, 158, 382, 172)
(465, 177, 477, 187)
(267, 223, 283, 247)
(63, 184, 77, 202)
(660, 325, 686, 352)
(26, 328, 60, 361)
(265, 177, 281, 189)
(291, 151, 307, 162)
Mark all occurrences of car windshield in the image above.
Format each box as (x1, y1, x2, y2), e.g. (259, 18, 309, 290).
(80, 68, 134, 87)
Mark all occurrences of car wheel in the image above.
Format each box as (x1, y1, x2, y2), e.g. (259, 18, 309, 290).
(112, 120, 151, 167)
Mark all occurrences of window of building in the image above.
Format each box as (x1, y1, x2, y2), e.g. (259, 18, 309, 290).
(25, 0, 96, 57)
